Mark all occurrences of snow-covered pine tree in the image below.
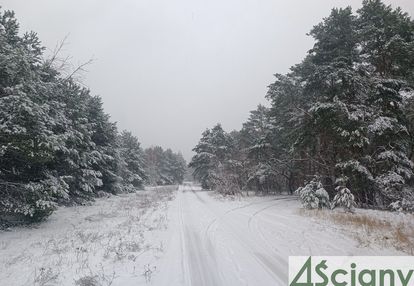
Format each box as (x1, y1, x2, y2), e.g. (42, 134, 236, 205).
(332, 185, 356, 212)
(356, 0, 414, 206)
(0, 10, 69, 221)
(266, 74, 308, 193)
(118, 131, 147, 191)
(240, 105, 282, 194)
(86, 95, 123, 194)
(296, 7, 371, 199)
(259, 2, 414, 209)
(357, 0, 414, 83)
(271, 3, 414, 208)
(159, 149, 177, 185)
(296, 177, 330, 209)
(189, 124, 232, 189)
(144, 146, 186, 186)
(0, 7, 159, 222)
(49, 81, 105, 203)
(210, 130, 247, 195)
(185, 0, 414, 210)
(144, 146, 163, 185)
(262, 7, 373, 201)
(168, 151, 187, 184)
(189, 129, 215, 189)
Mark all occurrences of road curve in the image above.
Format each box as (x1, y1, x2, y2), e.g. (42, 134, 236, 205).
(154, 184, 396, 286)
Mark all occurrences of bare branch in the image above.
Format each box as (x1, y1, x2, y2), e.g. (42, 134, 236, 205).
(64, 58, 95, 82)
(45, 34, 70, 69)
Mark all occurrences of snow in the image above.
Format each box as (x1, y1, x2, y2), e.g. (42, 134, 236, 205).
(0, 187, 176, 286)
(400, 89, 414, 100)
(0, 184, 407, 286)
(154, 184, 403, 286)
(368, 116, 398, 135)
(336, 159, 374, 180)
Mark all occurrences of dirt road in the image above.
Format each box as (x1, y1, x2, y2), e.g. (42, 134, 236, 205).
(154, 184, 399, 286)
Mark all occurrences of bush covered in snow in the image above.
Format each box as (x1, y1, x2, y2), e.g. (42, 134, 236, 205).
(296, 178, 330, 209)
(389, 187, 414, 212)
(332, 186, 356, 212)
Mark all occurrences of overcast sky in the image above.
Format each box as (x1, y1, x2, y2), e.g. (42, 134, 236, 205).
(2, 0, 414, 160)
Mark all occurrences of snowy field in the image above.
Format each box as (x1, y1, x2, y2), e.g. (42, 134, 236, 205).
(0, 183, 411, 286)
(0, 186, 176, 286)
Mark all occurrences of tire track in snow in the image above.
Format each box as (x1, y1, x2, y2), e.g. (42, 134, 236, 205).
(177, 191, 191, 286)
(240, 198, 299, 282)
(204, 196, 292, 238)
(179, 189, 222, 286)
(251, 208, 349, 255)
(245, 198, 298, 270)
(247, 197, 298, 227)
(248, 207, 314, 256)
(201, 194, 295, 284)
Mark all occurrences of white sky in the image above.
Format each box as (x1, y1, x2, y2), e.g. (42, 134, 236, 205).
(2, 0, 414, 160)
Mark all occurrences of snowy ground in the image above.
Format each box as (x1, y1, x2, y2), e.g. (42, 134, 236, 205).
(0, 183, 407, 286)
(0, 186, 176, 286)
(153, 184, 404, 286)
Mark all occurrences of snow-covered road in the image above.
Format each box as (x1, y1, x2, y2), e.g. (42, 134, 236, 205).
(154, 184, 401, 286)
(0, 184, 403, 286)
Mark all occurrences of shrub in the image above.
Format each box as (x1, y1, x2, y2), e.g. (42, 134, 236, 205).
(296, 177, 330, 209)
(332, 186, 356, 212)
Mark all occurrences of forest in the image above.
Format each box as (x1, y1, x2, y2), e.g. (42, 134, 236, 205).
(0, 9, 186, 224)
(2, 1, 414, 285)
(190, 0, 414, 211)
(2, 0, 414, 226)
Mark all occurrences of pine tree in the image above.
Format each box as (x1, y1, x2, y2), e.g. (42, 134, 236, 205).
(0, 7, 164, 222)
(355, 0, 414, 206)
(357, 0, 414, 82)
(189, 124, 232, 189)
(262, 1, 414, 208)
(0, 9, 68, 220)
(118, 131, 147, 190)
(296, 177, 330, 209)
(240, 105, 281, 193)
(86, 96, 121, 194)
(144, 146, 186, 186)
(266, 74, 308, 193)
(300, 7, 372, 199)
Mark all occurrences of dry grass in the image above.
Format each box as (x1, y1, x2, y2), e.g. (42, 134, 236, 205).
(34, 267, 60, 286)
(74, 266, 116, 286)
(299, 208, 414, 254)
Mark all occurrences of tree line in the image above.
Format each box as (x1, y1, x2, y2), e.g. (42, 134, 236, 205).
(190, 0, 414, 211)
(0, 9, 186, 224)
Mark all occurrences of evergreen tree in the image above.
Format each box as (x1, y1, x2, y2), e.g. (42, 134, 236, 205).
(357, 0, 414, 82)
(356, 0, 414, 205)
(297, 7, 370, 198)
(0, 10, 68, 221)
(189, 124, 232, 189)
(266, 74, 307, 193)
(0, 7, 172, 223)
(240, 105, 281, 193)
(189, 1, 414, 209)
(118, 131, 147, 190)
(86, 96, 121, 194)
(144, 146, 187, 186)
(265, 3, 414, 207)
